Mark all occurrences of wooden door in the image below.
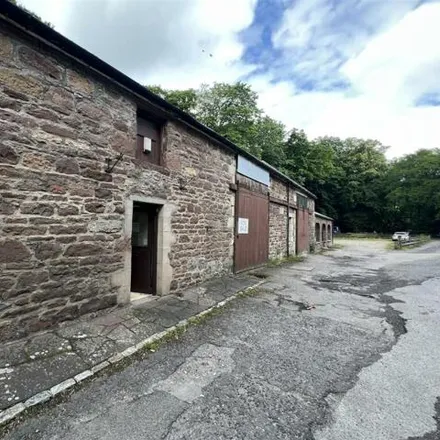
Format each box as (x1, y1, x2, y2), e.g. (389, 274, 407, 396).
(296, 208, 309, 254)
(131, 204, 158, 294)
(234, 187, 269, 272)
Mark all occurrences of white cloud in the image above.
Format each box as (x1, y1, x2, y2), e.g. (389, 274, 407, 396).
(20, 0, 257, 89)
(17, 0, 440, 157)
(273, 0, 332, 50)
(342, 1, 440, 103)
(271, 0, 422, 86)
(16, 0, 71, 33)
(260, 0, 440, 158)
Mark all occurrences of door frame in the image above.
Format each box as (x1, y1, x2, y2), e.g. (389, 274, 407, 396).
(296, 208, 300, 255)
(119, 195, 176, 304)
(233, 183, 269, 273)
(131, 202, 159, 295)
(296, 207, 309, 255)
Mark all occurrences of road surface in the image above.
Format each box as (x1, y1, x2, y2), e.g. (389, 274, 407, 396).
(2, 239, 440, 439)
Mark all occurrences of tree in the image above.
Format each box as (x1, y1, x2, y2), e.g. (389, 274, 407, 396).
(147, 82, 263, 155)
(145, 80, 439, 234)
(317, 137, 389, 232)
(147, 85, 198, 115)
(255, 116, 286, 168)
(195, 82, 261, 154)
(284, 131, 335, 185)
(384, 149, 440, 233)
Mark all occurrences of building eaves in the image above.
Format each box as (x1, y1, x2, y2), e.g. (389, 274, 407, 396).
(0, 1, 316, 199)
(315, 212, 333, 221)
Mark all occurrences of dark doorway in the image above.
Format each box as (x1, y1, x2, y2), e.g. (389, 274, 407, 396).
(131, 202, 160, 294)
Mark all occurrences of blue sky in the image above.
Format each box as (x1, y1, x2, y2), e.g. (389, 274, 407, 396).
(20, 0, 440, 157)
(240, 0, 286, 74)
(240, 0, 436, 94)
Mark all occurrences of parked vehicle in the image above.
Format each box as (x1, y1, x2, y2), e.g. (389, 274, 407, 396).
(392, 231, 410, 242)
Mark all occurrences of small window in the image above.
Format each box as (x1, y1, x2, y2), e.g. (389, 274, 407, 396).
(297, 194, 308, 209)
(136, 115, 161, 165)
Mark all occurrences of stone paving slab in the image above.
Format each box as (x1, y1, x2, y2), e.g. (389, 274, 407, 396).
(0, 273, 260, 423)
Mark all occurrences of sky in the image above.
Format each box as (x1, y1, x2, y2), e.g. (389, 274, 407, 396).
(19, 0, 440, 158)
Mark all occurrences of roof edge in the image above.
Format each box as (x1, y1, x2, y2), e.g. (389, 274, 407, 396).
(315, 212, 333, 221)
(0, 1, 316, 199)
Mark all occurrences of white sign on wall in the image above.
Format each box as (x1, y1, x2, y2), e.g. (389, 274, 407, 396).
(238, 217, 249, 234)
(237, 156, 270, 186)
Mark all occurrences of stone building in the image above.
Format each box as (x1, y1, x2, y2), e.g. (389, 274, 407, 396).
(0, 3, 319, 342)
(315, 212, 334, 250)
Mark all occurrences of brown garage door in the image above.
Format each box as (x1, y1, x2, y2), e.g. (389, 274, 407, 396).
(234, 187, 269, 272)
(296, 207, 309, 254)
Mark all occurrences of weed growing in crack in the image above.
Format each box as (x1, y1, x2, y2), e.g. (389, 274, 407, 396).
(268, 255, 305, 267)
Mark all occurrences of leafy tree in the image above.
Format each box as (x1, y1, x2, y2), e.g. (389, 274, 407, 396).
(196, 82, 261, 154)
(384, 149, 440, 233)
(284, 131, 335, 185)
(147, 85, 197, 115)
(255, 116, 286, 168)
(145, 80, 439, 234)
(317, 137, 388, 232)
(148, 82, 265, 156)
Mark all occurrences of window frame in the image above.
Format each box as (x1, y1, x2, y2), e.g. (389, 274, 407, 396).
(136, 113, 163, 166)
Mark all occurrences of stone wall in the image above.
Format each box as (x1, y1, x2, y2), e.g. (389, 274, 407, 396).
(288, 207, 296, 255)
(0, 25, 235, 341)
(270, 177, 287, 201)
(165, 123, 235, 289)
(236, 173, 268, 195)
(269, 202, 288, 259)
(289, 187, 297, 205)
(315, 215, 333, 250)
(267, 177, 312, 259)
(268, 177, 288, 259)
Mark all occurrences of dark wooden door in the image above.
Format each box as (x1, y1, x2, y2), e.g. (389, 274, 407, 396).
(131, 204, 158, 294)
(296, 208, 309, 254)
(235, 187, 269, 272)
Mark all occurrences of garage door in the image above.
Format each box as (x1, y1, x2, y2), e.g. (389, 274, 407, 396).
(234, 186, 269, 272)
(296, 195, 309, 254)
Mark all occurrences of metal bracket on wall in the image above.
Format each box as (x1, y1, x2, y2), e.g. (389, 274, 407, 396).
(105, 153, 123, 173)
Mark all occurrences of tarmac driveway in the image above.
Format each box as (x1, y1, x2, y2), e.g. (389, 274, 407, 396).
(2, 239, 440, 439)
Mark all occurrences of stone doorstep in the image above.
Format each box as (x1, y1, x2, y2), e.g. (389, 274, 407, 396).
(0, 280, 264, 427)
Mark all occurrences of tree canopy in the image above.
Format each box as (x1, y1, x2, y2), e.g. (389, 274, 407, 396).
(147, 81, 440, 234)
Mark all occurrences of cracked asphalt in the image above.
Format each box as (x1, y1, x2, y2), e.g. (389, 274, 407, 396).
(2, 239, 440, 440)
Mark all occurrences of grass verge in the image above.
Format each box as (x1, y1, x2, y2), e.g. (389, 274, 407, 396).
(267, 255, 305, 267)
(337, 233, 391, 240)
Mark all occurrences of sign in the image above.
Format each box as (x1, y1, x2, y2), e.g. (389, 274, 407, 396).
(238, 217, 249, 234)
(237, 155, 270, 186)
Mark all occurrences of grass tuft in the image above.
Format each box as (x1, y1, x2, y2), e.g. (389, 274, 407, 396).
(267, 255, 305, 267)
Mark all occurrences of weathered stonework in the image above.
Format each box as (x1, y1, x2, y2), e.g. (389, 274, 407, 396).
(270, 178, 288, 202)
(288, 207, 296, 256)
(268, 177, 294, 259)
(269, 202, 288, 259)
(315, 212, 333, 251)
(0, 13, 320, 342)
(0, 26, 234, 341)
